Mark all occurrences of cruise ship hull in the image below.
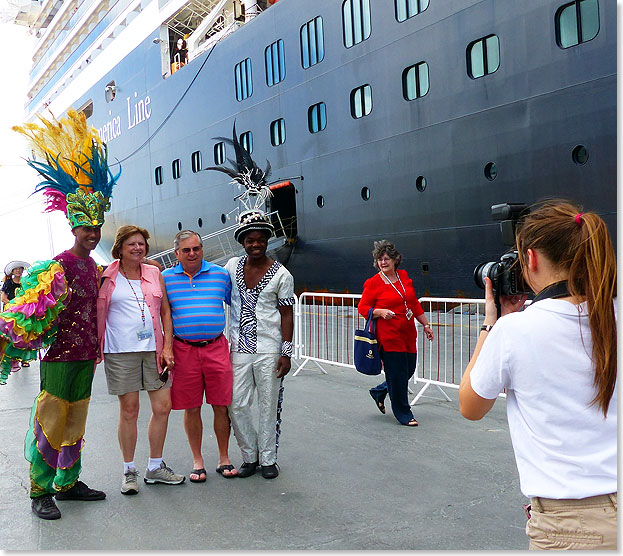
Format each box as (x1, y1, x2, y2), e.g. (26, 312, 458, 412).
(20, 0, 617, 296)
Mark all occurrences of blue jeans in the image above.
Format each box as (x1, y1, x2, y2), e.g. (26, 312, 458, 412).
(370, 351, 416, 424)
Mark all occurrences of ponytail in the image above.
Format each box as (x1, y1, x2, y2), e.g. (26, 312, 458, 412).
(516, 200, 617, 416)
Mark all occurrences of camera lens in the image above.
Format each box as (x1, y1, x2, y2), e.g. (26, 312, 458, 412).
(473, 261, 497, 290)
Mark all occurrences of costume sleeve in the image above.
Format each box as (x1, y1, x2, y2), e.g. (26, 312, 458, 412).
(358, 277, 377, 318)
(224, 271, 232, 306)
(277, 268, 295, 306)
(469, 324, 511, 399)
(0, 260, 69, 374)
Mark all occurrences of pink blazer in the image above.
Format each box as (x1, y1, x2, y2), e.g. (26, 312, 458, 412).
(97, 260, 166, 372)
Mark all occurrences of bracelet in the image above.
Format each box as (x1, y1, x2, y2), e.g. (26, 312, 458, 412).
(423, 324, 431, 329)
(480, 324, 494, 332)
(281, 340, 293, 358)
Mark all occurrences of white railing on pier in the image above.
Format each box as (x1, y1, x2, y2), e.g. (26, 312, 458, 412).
(292, 292, 492, 405)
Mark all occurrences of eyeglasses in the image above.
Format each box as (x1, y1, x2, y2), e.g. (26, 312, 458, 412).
(180, 246, 202, 254)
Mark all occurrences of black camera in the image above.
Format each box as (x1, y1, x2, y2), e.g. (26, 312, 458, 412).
(473, 203, 531, 297)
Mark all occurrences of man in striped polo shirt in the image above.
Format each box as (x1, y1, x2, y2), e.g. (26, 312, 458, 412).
(163, 230, 238, 481)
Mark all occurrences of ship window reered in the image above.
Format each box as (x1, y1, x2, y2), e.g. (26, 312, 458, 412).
(316, 195, 325, 208)
(270, 118, 286, 146)
(235, 58, 253, 101)
(191, 151, 202, 173)
(308, 102, 327, 133)
(484, 162, 498, 181)
(214, 142, 225, 165)
(265, 39, 286, 86)
(155, 166, 163, 186)
(467, 34, 500, 79)
(350, 84, 373, 119)
(395, 0, 429, 23)
(555, 0, 599, 49)
(572, 145, 589, 165)
(343, 0, 371, 48)
(240, 131, 253, 154)
(301, 16, 324, 69)
(361, 187, 371, 200)
(403, 62, 429, 100)
(416, 176, 427, 192)
(172, 159, 181, 179)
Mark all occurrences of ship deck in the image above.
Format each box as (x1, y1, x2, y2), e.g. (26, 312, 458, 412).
(0, 360, 527, 550)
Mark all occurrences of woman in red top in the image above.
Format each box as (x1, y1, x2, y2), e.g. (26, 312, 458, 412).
(358, 241, 434, 426)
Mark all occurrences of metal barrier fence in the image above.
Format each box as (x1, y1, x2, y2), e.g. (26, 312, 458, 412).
(292, 292, 488, 405)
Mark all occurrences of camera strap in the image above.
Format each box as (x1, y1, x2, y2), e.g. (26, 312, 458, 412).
(531, 280, 569, 304)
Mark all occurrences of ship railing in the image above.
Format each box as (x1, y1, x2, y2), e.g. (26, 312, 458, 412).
(150, 209, 287, 269)
(292, 292, 506, 405)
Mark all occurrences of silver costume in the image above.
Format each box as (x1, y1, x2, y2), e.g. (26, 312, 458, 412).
(225, 256, 295, 465)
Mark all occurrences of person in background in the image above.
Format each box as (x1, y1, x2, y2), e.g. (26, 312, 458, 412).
(163, 230, 238, 481)
(459, 201, 617, 550)
(358, 240, 434, 426)
(171, 37, 188, 73)
(225, 210, 295, 479)
(2, 261, 31, 368)
(97, 225, 184, 495)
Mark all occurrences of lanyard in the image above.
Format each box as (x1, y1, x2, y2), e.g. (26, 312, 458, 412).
(380, 271, 412, 317)
(121, 267, 146, 328)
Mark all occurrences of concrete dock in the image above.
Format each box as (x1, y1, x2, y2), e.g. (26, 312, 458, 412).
(0, 359, 527, 550)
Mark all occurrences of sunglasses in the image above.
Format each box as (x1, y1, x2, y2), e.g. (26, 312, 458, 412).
(158, 366, 169, 383)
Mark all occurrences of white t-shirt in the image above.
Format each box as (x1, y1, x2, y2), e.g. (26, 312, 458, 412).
(470, 298, 617, 499)
(104, 278, 156, 353)
(225, 256, 295, 354)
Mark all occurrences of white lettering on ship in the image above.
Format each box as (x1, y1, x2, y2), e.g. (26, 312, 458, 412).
(127, 91, 152, 130)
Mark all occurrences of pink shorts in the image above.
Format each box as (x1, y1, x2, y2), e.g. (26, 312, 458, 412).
(170, 334, 233, 409)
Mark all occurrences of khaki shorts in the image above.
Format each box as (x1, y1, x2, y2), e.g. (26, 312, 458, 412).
(527, 493, 617, 550)
(103, 351, 170, 395)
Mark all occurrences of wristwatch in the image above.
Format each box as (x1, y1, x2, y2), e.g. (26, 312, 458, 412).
(480, 324, 494, 332)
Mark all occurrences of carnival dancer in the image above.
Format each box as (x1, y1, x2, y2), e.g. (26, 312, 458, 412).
(207, 123, 294, 479)
(3, 109, 120, 520)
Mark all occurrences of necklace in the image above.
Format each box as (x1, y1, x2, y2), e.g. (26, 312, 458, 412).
(380, 270, 413, 320)
(121, 264, 146, 328)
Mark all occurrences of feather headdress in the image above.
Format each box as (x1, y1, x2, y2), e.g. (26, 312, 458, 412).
(205, 121, 276, 244)
(13, 108, 120, 228)
(205, 121, 272, 212)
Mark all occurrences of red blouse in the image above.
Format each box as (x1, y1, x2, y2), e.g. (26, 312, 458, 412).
(358, 269, 424, 353)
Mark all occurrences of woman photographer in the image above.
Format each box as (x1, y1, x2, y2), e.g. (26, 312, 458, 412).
(459, 201, 616, 549)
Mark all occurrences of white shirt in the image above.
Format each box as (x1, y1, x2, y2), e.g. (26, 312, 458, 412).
(225, 256, 295, 354)
(104, 277, 156, 353)
(470, 298, 617, 499)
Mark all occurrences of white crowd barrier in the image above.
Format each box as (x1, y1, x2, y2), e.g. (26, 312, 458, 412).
(291, 292, 491, 405)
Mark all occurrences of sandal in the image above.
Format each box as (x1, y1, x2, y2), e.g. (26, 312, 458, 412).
(189, 468, 207, 483)
(216, 464, 238, 478)
(405, 418, 419, 427)
(369, 391, 386, 414)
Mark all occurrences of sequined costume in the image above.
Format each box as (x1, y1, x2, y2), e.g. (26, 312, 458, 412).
(1, 108, 119, 499)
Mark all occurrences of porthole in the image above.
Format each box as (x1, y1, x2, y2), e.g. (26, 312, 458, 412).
(177, 222, 182, 231)
(361, 187, 370, 201)
(415, 176, 427, 192)
(198, 218, 203, 228)
(484, 162, 498, 181)
(421, 262, 430, 274)
(316, 195, 325, 208)
(221, 213, 227, 224)
(572, 145, 588, 165)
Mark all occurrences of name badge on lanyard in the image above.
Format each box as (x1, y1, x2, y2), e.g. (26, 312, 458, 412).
(136, 327, 153, 341)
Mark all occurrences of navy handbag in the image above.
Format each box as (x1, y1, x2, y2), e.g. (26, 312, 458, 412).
(354, 308, 382, 375)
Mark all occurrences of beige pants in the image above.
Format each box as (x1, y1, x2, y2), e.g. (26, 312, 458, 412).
(527, 493, 617, 550)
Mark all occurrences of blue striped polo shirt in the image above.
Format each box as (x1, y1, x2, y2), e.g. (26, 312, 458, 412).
(163, 260, 232, 340)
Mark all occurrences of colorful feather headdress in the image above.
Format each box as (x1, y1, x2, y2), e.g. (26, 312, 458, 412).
(13, 108, 120, 228)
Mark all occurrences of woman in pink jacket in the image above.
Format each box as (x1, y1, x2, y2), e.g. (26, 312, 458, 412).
(97, 225, 184, 495)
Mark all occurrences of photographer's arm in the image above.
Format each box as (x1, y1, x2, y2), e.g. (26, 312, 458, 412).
(459, 278, 527, 420)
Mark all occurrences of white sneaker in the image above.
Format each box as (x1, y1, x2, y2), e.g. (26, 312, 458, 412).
(143, 461, 185, 485)
(121, 469, 139, 495)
